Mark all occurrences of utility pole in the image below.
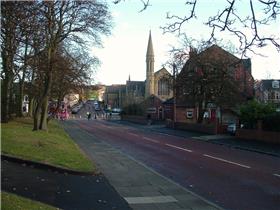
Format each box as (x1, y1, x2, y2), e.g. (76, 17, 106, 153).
(173, 63, 177, 129)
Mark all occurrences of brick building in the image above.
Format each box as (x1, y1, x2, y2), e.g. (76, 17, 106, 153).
(175, 45, 254, 126)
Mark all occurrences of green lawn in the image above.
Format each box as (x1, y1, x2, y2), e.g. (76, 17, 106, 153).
(1, 117, 95, 172)
(1, 192, 59, 210)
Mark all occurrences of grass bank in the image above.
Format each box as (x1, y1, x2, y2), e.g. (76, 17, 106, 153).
(1, 117, 95, 172)
(1, 192, 59, 210)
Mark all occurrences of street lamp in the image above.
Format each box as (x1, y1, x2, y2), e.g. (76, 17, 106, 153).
(173, 63, 177, 129)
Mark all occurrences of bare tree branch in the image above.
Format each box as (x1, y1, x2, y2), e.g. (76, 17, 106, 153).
(138, 0, 151, 12)
(123, 0, 279, 54)
(161, 0, 197, 34)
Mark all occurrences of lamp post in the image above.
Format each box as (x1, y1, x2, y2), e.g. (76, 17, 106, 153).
(173, 63, 177, 129)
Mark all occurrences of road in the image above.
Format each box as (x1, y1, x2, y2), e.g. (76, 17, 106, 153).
(68, 117, 280, 210)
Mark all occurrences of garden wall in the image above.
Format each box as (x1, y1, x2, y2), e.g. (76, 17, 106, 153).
(174, 122, 217, 134)
(121, 115, 147, 125)
(236, 129, 280, 144)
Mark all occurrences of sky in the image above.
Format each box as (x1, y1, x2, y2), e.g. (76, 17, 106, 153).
(92, 0, 280, 85)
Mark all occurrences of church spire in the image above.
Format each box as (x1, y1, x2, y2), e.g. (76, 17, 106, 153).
(146, 30, 154, 57)
(145, 30, 155, 98)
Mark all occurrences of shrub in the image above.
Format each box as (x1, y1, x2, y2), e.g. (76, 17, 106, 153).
(262, 112, 280, 132)
(239, 100, 276, 129)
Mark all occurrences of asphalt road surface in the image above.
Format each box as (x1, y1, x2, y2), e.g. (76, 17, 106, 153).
(70, 119, 280, 210)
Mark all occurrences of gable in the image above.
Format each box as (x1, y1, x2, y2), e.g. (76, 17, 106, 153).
(178, 45, 243, 79)
(154, 67, 172, 80)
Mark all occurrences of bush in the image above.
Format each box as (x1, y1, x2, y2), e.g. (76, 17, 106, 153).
(262, 112, 280, 132)
(239, 100, 276, 129)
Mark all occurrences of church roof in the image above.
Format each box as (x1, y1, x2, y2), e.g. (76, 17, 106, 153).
(154, 67, 171, 76)
(126, 80, 145, 86)
(146, 31, 154, 57)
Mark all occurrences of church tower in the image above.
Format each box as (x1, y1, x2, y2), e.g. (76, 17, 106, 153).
(145, 31, 155, 98)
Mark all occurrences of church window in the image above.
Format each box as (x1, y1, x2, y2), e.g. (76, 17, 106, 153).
(158, 78, 170, 95)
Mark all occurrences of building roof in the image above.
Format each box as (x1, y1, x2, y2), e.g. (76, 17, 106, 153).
(260, 79, 280, 91)
(154, 67, 171, 76)
(180, 44, 252, 76)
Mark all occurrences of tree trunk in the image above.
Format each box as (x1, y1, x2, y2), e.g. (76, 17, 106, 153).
(197, 102, 204, 123)
(1, 46, 15, 123)
(1, 4, 17, 123)
(1, 76, 13, 123)
(16, 82, 24, 117)
(33, 98, 41, 131)
(39, 96, 49, 130)
(28, 97, 34, 117)
(36, 45, 55, 130)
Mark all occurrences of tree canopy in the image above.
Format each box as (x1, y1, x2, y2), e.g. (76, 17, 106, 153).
(1, 0, 112, 131)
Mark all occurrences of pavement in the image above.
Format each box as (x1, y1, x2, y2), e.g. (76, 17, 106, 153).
(63, 120, 222, 210)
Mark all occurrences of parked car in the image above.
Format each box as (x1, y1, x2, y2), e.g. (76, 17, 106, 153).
(227, 123, 244, 135)
(71, 107, 79, 114)
(227, 123, 236, 135)
(112, 108, 122, 115)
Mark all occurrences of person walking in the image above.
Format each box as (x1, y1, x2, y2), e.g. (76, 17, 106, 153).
(86, 112, 91, 120)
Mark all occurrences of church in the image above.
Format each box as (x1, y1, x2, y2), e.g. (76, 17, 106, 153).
(104, 31, 173, 115)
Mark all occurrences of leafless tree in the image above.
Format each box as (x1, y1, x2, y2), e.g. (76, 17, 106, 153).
(115, 0, 280, 54)
(50, 45, 98, 116)
(1, 1, 112, 131)
(31, 0, 112, 131)
(1, 1, 30, 122)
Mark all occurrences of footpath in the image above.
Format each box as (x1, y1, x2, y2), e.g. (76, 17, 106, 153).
(63, 121, 222, 210)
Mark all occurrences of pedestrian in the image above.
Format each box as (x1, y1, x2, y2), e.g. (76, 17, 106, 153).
(87, 112, 91, 120)
(147, 114, 152, 125)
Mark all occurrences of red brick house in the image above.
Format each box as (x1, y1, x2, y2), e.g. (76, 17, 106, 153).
(175, 45, 254, 130)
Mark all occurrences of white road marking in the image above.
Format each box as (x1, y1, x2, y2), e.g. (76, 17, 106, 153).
(159, 132, 172, 136)
(124, 195, 177, 204)
(273, 173, 280, 178)
(128, 132, 139, 137)
(143, 137, 159, 143)
(165, 144, 193, 153)
(203, 154, 251, 169)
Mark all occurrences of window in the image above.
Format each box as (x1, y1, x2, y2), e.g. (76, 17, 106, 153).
(24, 95, 29, 102)
(272, 80, 279, 89)
(275, 91, 280, 99)
(186, 111, 193, 119)
(158, 79, 170, 95)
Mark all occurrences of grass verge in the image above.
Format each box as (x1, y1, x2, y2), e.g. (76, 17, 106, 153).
(1, 117, 95, 172)
(1, 192, 59, 210)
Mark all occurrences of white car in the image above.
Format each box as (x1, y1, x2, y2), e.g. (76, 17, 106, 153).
(227, 123, 236, 135)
